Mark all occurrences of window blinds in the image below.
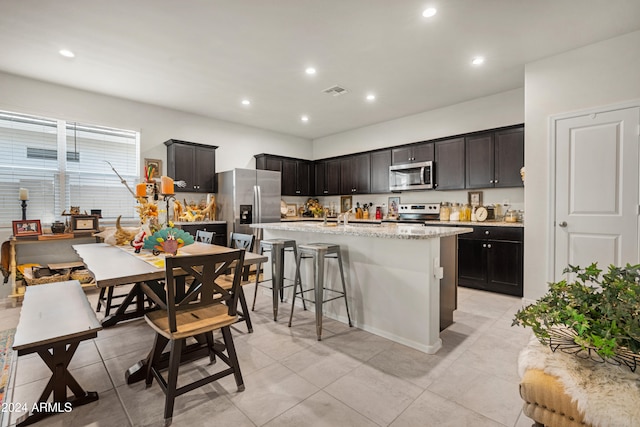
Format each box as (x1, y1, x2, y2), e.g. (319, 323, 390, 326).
(0, 110, 139, 228)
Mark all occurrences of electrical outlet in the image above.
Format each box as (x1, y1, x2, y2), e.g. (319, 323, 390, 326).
(502, 199, 510, 207)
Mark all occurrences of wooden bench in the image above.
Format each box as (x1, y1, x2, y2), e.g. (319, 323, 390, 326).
(12, 280, 102, 426)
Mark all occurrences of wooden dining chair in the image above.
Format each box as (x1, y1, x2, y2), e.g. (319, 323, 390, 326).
(195, 229, 215, 244)
(144, 250, 246, 423)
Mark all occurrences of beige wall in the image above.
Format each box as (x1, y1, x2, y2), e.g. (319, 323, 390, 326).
(0, 72, 313, 173)
(312, 88, 524, 159)
(524, 30, 640, 300)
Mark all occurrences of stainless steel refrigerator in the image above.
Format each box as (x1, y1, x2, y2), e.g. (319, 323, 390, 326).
(216, 168, 281, 240)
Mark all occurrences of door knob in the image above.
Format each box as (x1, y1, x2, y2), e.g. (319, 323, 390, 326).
(559, 221, 567, 227)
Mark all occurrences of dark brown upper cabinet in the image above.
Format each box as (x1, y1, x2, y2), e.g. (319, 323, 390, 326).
(315, 158, 341, 196)
(391, 142, 434, 165)
(434, 137, 465, 190)
(466, 127, 524, 189)
(340, 153, 370, 194)
(165, 139, 217, 193)
(370, 149, 391, 194)
(494, 127, 525, 188)
(255, 154, 313, 196)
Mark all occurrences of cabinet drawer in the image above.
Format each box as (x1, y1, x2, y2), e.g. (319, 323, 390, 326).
(459, 226, 523, 241)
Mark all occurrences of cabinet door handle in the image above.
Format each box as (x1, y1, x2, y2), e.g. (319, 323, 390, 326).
(559, 221, 567, 227)
(482, 244, 487, 248)
(487, 244, 492, 248)
(494, 180, 499, 184)
(485, 230, 490, 235)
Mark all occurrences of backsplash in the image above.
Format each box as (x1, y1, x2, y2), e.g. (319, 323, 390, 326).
(282, 187, 524, 218)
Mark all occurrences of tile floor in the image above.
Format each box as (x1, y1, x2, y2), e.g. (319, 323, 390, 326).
(0, 284, 537, 427)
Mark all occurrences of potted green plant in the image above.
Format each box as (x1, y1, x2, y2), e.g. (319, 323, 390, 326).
(513, 263, 640, 365)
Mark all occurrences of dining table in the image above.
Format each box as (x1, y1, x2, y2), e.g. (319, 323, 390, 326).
(72, 241, 268, 384)
(72, 242, 267, 327)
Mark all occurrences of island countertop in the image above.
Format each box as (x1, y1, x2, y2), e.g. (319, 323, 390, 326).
(252, 221, 472, 240)
(253, 220, 464, 354)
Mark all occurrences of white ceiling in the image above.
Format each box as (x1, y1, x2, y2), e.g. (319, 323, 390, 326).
(1, 1, 640, 140)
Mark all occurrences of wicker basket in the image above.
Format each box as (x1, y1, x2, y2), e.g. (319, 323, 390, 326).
(23, 267, 71, 286)
(70, 269, 95, 284)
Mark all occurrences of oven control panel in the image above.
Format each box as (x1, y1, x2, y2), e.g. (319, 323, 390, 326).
(398, 203, 440, 215)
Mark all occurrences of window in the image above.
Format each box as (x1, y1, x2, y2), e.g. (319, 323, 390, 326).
(0, 110, 140, 227)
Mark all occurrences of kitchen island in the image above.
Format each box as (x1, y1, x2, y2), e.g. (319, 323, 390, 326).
(251, 222, 471, 354)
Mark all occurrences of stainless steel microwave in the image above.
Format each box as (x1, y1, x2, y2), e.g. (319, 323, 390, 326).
(389, 161, 434, 191)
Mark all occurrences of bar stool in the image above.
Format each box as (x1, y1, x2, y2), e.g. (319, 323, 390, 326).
(289, 243, 352, 340)
(254, 239, 305, 321)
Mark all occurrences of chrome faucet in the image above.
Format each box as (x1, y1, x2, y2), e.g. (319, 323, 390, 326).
(339, 207, 354, 225)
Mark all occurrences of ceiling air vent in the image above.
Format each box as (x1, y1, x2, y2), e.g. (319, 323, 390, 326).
(323, 85, 348, 97)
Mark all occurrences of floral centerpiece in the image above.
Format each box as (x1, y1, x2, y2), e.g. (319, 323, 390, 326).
(513, 263, 640, 371)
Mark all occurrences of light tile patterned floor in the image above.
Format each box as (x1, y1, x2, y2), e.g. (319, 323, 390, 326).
(0, 285, 537, 427)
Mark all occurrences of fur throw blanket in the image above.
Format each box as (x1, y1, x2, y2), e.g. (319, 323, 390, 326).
(518, 336, 640, 427)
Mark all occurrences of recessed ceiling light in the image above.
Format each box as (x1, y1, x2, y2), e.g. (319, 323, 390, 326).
(422, 8, 437, 18)
(366, 94, 376, 101)
(471, 56, 485, 65)
(59, 49, 75, 58)
(241, 99, 251, 106)
(305, 67, 316, 75)
(301, 115, 309, 122)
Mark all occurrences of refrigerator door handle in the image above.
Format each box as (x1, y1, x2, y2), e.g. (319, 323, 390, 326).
(254, 185, 262, 223)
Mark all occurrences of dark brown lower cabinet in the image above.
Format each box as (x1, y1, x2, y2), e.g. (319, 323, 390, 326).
(458, 226, 523, 296)
(175, 222, 227, 247)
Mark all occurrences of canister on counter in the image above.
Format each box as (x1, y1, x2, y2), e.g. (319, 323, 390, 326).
(440, 202, 450, 221)
(505, 210, 518, 223)
(462, 204, 471, 221)
(494, 204, 504, 221)
(450, 203, 460, 221)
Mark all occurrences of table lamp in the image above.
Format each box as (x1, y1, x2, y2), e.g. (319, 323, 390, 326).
(19, 188, 29, 220)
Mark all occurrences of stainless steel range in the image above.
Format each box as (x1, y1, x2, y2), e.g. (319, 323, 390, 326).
(397, 203, 441, 222)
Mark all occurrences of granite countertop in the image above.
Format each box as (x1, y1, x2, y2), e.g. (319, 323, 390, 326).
(173, 220, 227, 225)
(421, 219, 524, 228)
(253, 222, 473, 240)
(281, 217, 524, 228)
(281, 216, 381, 223)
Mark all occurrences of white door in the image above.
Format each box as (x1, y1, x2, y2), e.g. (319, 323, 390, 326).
(554, 107, 640, 279)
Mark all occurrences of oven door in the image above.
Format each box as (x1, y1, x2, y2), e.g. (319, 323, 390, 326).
(389, 161, 433, 191)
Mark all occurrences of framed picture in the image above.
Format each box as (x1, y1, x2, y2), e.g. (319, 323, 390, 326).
(286, 204, 297, 217)
(143, 158, 162, 181)
(388, 196, 400, 216)
(340, 196, 352, 213)
(70, 215, 100, 233)
(468, 191, 483, 207)
(12, 219, 42, 237)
